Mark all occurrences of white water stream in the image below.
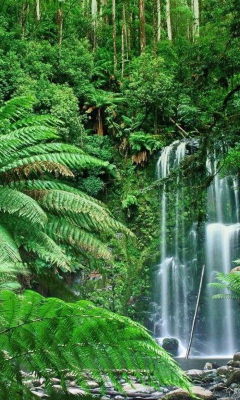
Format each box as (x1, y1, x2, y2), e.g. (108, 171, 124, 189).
(153, 141, 240, 357)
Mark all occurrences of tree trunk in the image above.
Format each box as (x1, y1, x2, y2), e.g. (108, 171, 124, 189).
(192, 0, 199, 40)
(153, 0, 161, 55)
(57, 8, 63, 46)
(166, 0, 172, 41)
(121, 2, 128, 77)
(36, 0, 40, 21)
(21, 1, 30, 39)
(157, 0, 161, 42)
(92, 0, 98, 49)
(112, 0, 117, 73)
(139, 0, 146, 53)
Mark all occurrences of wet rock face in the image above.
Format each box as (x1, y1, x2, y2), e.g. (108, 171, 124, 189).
(162, 338, 179, 356)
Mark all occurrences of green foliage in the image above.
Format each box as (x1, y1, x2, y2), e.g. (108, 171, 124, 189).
(0, 289, 191, 399)
(81, 176, 105, 196)
(129, 132, 163, 153)
(209, 271, 240, 300)
(122, 194, 138, 210)
(0, 96, 133, 272)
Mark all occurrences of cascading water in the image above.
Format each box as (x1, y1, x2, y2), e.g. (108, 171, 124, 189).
(204, 157, 240, 356)
(152, 141, 240, 357)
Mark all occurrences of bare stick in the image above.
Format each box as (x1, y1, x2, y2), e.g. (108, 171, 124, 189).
(186, 264, 205, 359)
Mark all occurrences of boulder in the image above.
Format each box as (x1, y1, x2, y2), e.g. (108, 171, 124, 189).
(31, 391, 49, 398)
(86, 380, 99, 389)
(162, 338, 179, 356)
(185, 369, 204, 379)
(226, 368, 240, 385)
(217, 366, 231, 377)
(162, 386, 215, 400)
(227, 360, 240, 368)
(122, 383, 155, 394)
(230, 267, 240, 273)
(67, 387, 86, 395)
(233, 352, 240, 361)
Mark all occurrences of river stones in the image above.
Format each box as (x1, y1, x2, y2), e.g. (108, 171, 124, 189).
(31, 390, 49, 398)
(122, 383, 155, 394)
(226, 369, 240, 386)
(185, 369, 204, 379)
(217, 366, 232, 377)
(233, 352, 240, 361)
(162, 386, 215, 400)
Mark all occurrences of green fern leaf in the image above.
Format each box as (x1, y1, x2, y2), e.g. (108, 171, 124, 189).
(12, 179, 110, 209)
(47, 217, 112, 260)
(0, 97, 33, 124)
(0, 290, 192, 399)
(0, 187, 47, 227)
(0, 215, 69, 269)
(1, 161, 74, 182)
(0, 225, 21, 263)
(0, 153, 115, 176)
(32, 189, 134, 237)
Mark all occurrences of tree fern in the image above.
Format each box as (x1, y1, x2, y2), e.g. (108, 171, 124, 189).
(0, 290, 191, 400)
(0, 96, 132, 270)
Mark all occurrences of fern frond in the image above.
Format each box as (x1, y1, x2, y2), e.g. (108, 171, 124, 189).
(25, 239, 70, 270)
(0, 214, 69, 269)
(9, 142, 84, 160)
(212, 294, 239, 300)
(0, 97, 33, 124)
(0, 187, 47, 227)
(11, 179, 110, 209)
(0, 153, 116, 176)
(209, 272, 240, 299)
(0, 263, 28, 292)
(10, 114, 61, 130)
(47, 217, 112, 260)
(0, 127, 59, 164)
(2, 161, 74, 182)
(32, 189, 134, 237)
(0, 225, 21, 263)
(0, 290, 191, 400)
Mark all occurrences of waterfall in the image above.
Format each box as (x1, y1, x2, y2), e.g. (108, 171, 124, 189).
(205, 158, 240, 356)
(153, 141, 240, 357)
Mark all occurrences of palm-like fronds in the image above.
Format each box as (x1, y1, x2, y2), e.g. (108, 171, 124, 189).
(46, 217, 112, 260)
(0, 225, 21, 263)
(0, 263, 28, 291)
(0, 290, 191, 399)
(210, 271, 240, 300)
(0, 96, 131, 269)
(0, 187, 47, 227)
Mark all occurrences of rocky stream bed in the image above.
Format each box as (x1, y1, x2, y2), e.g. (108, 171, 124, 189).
(23, 352, 240, 399)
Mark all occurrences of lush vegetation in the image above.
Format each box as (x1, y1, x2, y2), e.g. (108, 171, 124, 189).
(0, 0, 240, 396)
(0, 290, 191, 399)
